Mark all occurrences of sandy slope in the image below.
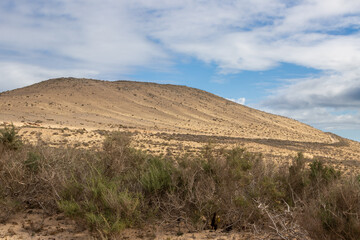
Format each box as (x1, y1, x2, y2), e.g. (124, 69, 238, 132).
(0, 77, 332, 143)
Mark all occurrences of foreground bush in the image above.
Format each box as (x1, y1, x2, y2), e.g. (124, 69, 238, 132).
(0, 123, 22, 150)
(0, 129, 359, 239)
(301, 180, 360, 240)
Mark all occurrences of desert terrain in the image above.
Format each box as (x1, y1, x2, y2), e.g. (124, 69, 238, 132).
(1, 77, 360, 239)
(1, 77, 360, 172)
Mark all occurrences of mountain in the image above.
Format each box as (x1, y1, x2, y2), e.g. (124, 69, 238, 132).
(0, 77, 332, 141)
(1, 77, 360, 171)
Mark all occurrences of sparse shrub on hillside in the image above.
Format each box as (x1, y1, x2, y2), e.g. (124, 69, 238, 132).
(0, 123, 22, 150)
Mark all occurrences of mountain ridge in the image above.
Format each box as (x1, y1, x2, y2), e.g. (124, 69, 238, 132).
(1, 77, 333, 144)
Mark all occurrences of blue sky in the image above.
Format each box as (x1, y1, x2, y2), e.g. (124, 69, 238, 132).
(1, 0, 360, 141)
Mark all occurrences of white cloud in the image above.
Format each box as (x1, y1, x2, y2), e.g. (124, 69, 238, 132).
(227, 97, 246, 105)
(263, 70, 360, 108)
(0, 62, 98, 92)
(0, 0, 170, 91)
(262, 106, 360, 131)
(2, 0, 360, 134)
(138, 0, 360, 73)
(2, 0, 360, 77)
(259, 69, 360, 130)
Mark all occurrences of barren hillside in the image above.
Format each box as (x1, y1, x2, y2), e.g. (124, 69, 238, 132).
(1, 77, 360, 170)
(0, 77, 333, 141)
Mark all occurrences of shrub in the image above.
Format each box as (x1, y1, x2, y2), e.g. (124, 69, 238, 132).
(58, 200, 81, 217)
(59, 166, 142, 237)
(301, 180, 360, 240)
(103, 131, 131, 153)
(284, 154, 360, 240)
(2, 130, 359, 239)
(309, 160, 340, 185)
(285, 152, 309, 204)
(0, 124, 22, 150)
(101, 131, 142, 178)
(140, 157, 174, 194)
(226, 147, 253, 173)
(24, 152, 41, 173)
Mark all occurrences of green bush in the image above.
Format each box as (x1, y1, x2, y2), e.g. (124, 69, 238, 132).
(302, 180, 360, 240)
(0, 124, 22, 150)
(58, 200, 81, 217)
(309, 160, 340, 185)
(140, 157, 174, 194)
(226, 147, 253, 173)
(59, 166, 141, 237)
(24, 152, 41, 173)
(285, 152, 309, 204)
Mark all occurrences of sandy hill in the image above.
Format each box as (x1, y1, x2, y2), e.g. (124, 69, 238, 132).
(0, 77, 332, 142)
(1, 77, 360, 171)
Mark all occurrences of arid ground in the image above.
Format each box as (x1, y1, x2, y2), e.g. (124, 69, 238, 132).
(1, 77, 359, 239)
(2, 78, 360, 172)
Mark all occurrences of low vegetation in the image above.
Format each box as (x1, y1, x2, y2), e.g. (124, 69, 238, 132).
(0, 123, 22, 151)
(1, 124, 360, 239)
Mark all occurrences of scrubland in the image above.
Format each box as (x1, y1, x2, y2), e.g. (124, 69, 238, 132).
(1, 124, 360, 239)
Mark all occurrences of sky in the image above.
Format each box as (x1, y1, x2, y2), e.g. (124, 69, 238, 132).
(1, 0, 360, 141)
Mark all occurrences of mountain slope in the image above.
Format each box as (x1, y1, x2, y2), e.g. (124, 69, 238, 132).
(0, 77, 333, 144)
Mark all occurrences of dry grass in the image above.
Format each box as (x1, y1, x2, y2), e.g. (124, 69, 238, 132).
(1, 126, 360, 239)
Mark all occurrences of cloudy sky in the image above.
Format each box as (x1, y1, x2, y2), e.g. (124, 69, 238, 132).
(1, 0, 360, 141)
